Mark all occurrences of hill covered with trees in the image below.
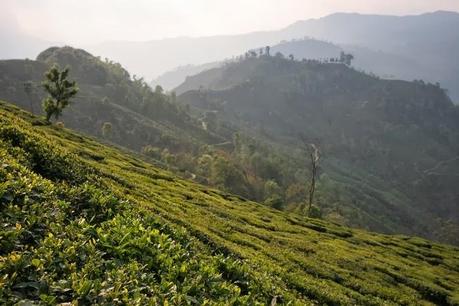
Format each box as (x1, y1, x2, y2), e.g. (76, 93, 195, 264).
(176, 54, 459, 244)
(1, 101, 459, 305)
(0, 46, 221, 153)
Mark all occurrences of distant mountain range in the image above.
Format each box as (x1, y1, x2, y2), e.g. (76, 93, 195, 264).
(158, 11, 459, 101)
(97, 11, 459, 101)
(2, 11, 458, 100)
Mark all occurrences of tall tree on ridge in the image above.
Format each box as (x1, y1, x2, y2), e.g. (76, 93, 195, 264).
(42, 65, 78, 122)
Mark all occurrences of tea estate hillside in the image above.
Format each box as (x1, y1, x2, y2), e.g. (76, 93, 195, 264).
(1, 101, 459, 305)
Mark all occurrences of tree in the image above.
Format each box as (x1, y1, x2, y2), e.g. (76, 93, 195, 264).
(23, 81, 34, 114)
(155, 85, 164, 95)
(170, 91, 177, 103)
(339, 51, 354, 66)
(339, 51, 346, 63)
(264, 179, 282, 201)
(307, 143, 320, 216)
(42, 65, 78, 122)
(301, 137, 320, 216)
(101, 122, 112, 138)
(345, 53, 354, 66)
(211, 157, 249, 197)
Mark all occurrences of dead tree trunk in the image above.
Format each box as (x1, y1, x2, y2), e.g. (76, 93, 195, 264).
(300, 136, 321, 216)
(307, 143, 320, 216)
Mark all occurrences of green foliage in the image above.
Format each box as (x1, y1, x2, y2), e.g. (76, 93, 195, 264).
(42, 65, 78, 122)
(211, 156, 249, 197)
(101, 122, 112, 138)
(264, 195, 284, 210)
(1, 101, 459, 305)
(308, 205, 322, 219)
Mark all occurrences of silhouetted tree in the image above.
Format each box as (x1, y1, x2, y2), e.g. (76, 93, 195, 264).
(42, 65, 78, 122)
(339, 51, 354, 65)
(265, 46, 270, 56)
(340, 51, 346, 63)
(345, 54, 354, 65)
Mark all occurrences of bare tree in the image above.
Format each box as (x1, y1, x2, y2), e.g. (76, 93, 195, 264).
(301, 136, 320, 216)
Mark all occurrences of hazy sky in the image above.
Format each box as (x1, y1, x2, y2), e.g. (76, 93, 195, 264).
(3, 0, 459, 44)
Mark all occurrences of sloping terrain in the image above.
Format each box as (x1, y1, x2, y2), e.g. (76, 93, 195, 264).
(0, 46, 223, 153)
(177, 55, 459, 244)
(1, 101, 459, 305)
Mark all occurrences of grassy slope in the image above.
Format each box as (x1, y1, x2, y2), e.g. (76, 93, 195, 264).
(1, 101, 459, 305)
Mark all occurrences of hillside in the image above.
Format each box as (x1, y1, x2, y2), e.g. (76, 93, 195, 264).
(177, 55, 459, 244)
(0, 46, 223, 153)
(1, 101, 459, 304)
(151, 37, 428, 92)
(263, 39, 437, 85)
(152, 39, 343, 91)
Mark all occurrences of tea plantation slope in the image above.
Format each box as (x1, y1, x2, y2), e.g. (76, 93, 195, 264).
(1, 101, 459, 305)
